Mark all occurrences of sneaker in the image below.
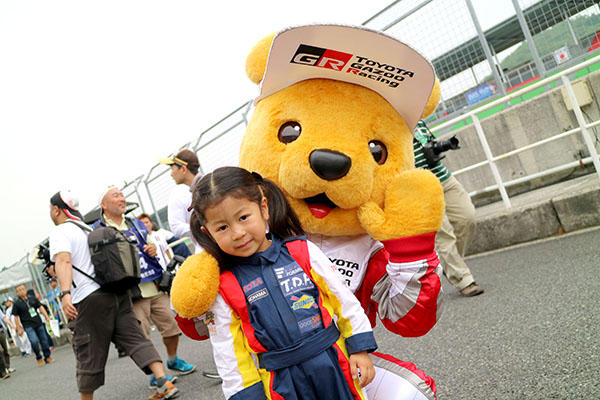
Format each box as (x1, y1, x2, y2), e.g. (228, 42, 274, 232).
(45, 357, 55, 364)
(7, 368, 15, 373)
(459, 283, 484, 297)
(167, 356, 197, 375)
(0, 372, 9, 380)
(149, 375, 178, 389)
(202, 371, 221, 380)
(36, 359, 44, 366)
(148, 379, 179, 399)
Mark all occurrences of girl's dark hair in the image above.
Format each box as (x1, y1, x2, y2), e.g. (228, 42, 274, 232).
(189, 166, 304, 268)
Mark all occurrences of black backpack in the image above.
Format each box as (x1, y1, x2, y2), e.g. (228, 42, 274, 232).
(67, 220, 141, 293)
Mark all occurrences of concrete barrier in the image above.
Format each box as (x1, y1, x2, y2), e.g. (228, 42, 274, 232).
(467, 173, 600, 255)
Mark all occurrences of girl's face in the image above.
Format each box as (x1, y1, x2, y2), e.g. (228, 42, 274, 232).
(201, 195, 271, 258)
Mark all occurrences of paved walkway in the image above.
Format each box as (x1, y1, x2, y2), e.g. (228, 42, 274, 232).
(2, 227, 598, 399)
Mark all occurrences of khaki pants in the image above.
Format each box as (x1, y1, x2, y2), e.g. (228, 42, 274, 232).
(435, 175, 476, 291)
(132, 293, 180, 339)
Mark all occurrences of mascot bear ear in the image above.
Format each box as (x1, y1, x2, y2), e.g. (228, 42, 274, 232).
(245, 32, 276, 84)
(421, 77, 441, 119)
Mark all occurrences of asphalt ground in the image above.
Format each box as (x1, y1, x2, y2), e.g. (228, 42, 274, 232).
(1, 227, 599, 399)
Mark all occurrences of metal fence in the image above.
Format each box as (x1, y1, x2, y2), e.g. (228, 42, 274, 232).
(433, 55, 600, 208)
(7, 0, 600, 288)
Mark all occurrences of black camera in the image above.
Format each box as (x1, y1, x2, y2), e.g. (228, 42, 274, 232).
(34, 243, 55, 281)
(156, 255, 186, 293)
(422, 136, 460, 169)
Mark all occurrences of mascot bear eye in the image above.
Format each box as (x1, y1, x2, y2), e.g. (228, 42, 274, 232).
(369, 140, 387, 164)
(278, 121, 302, 143)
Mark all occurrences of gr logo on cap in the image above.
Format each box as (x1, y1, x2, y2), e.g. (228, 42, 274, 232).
(254, 24, 435, 132)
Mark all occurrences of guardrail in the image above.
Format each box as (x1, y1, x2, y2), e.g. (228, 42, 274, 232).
(431, 55, 600, 209)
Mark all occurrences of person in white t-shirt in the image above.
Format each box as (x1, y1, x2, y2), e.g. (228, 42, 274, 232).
(159, 149, 202, 253)
(159, 150, 220, 380)
(48, 190, 179, 400)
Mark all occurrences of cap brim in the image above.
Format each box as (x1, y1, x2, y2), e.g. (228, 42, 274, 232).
(63, 208, 84, 221)
(158, 157, 175, 165)
(255, 24, 435, 132)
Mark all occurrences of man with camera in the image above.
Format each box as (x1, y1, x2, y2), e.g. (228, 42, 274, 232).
(96, 187, 196, 390)
(49, 190, 179, 399)
(414, 120, 484, 297)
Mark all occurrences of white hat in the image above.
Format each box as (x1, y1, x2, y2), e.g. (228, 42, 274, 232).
(255, 24, 435, 132)
(50, 190, 83, 221)
(98, 185, 119, 204)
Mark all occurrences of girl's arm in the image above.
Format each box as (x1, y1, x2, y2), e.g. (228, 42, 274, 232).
(305, 240, 377, 355)
(208, 294, 267, 400)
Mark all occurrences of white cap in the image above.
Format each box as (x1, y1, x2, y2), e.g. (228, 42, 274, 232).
(255, 24, 435, 132)
(98, 185, 118, 204)
(60, 190, 80, 211)
(50, 190, 83, 220)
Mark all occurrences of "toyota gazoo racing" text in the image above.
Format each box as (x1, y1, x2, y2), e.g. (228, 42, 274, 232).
(290, 44, 416, 89)
(347, 56, 415, 88)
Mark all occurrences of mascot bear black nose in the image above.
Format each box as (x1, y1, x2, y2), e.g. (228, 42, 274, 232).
(309, 149, 352, 181)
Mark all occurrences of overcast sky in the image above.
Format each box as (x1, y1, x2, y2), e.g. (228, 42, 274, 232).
(0, 0, 517, 269)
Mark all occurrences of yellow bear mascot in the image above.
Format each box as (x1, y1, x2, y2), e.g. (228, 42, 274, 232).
(172, 25, 444, 400)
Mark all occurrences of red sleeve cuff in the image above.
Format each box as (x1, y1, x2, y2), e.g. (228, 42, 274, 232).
(175, 314, 208, 341)
(381, 232, 436, 263)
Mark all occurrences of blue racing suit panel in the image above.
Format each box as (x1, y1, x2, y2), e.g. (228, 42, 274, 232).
(228, 240, 324, 351)
(229, 382, 267, 400)
(207, 235, 376, 400)
(345, 331, 378, 356)
(257, 323, 340, 371)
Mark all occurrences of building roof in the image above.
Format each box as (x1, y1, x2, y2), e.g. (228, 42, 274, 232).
(433, 0, 599, 80)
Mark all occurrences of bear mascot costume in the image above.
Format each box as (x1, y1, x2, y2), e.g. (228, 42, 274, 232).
(171, 24, 445, 400)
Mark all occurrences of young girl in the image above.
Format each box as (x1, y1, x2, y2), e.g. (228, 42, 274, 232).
(189, 166, 377, 400)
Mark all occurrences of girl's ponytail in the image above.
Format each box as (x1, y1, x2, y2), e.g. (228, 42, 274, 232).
(258, 176, 304, 239)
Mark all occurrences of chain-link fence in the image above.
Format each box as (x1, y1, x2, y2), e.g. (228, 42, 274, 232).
(6, 0, 600, 287)
(363, 0, 600, 122)
(141, 101, 251, 228)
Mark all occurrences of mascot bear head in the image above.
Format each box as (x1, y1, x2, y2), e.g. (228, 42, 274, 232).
(240, 25, 442, 239)
(171, 25, 443, 319)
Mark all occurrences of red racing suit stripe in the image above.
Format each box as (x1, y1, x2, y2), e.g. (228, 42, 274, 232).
(219, 270, 268, 353)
